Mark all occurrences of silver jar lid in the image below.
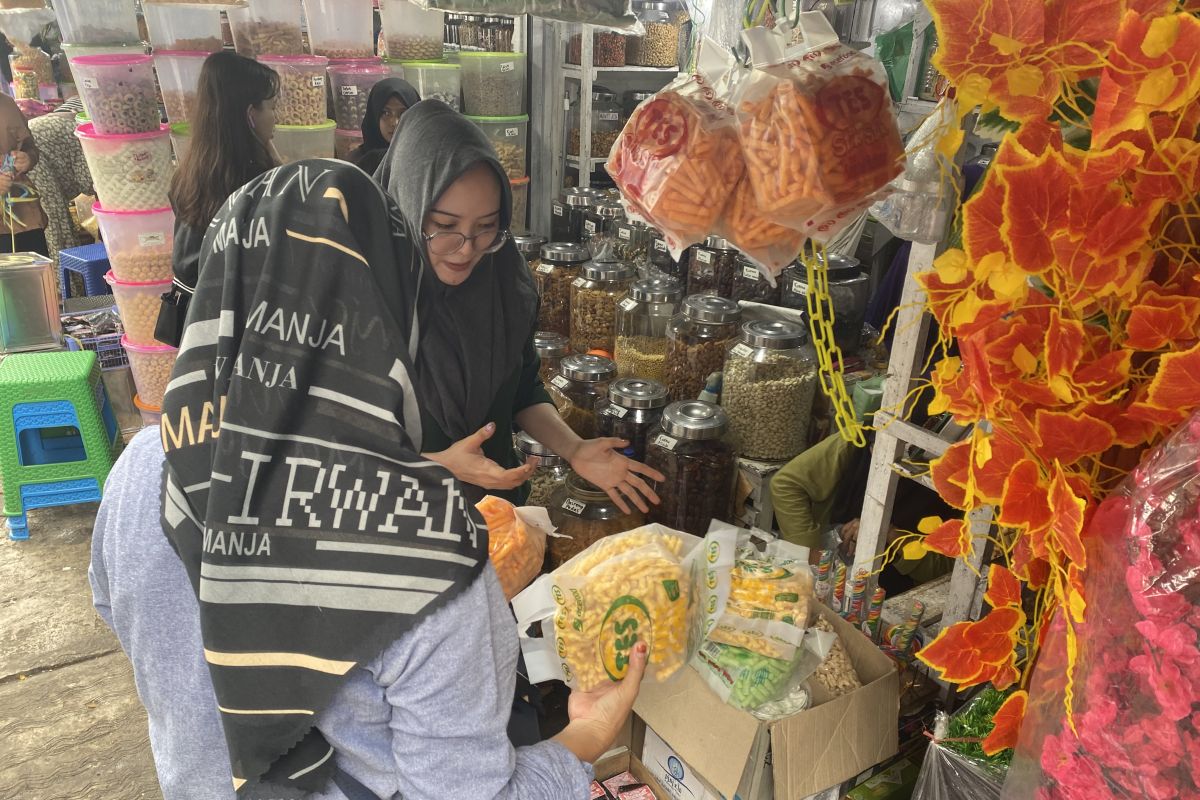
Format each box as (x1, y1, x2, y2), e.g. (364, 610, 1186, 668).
(513, 233, 547, 256)
(625, 89, 656, 103)
(560, 353, 617, 382)
(609, 377, 669, 409)
(740, 319, 807, 349)
(592, 89, 617, 103)
(534, 330, 569, 357)
(660, 400, 729, 440)
(593, 202, 623, 219)
(703, 235, 734, 251)
(786, 253, 863, 283)
(683, 294, 741, 323)
(562, 187, 603, 208)
(514, 431, 567, 464)
(582, 260, 636, 282)
(541, 241, 590, 263)
(630, 276, 683, 303)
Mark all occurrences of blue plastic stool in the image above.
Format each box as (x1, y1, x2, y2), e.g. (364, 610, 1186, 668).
(59, 243, 112, 300)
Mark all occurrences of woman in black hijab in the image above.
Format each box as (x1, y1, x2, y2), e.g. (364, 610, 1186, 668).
(347, 77, 420, 175)
(376, 99, 662, 515)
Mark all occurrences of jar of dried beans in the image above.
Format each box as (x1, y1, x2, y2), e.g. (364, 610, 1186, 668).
(626, 1, 681, 68)
(730, 255, 782, 304)
(535, 241, 589, 337)
(687, 235, 738, 298)
(614, 275, 683, 382)
(646, 400, 736, 535)
(570, 260, 636, 356)
(514, 233, 547, 274)
(515, 430, 571, 509)
(534, 330, 570, 386)
(547, 353, 617, 439)
(597, 377, 669, 462)
(663, 295, 741, 401)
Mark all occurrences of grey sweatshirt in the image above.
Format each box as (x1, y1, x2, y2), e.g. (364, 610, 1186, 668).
(89, 428, 593, 800)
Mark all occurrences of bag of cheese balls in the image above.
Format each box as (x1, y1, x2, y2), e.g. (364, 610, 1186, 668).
(475, 496, 549, 601)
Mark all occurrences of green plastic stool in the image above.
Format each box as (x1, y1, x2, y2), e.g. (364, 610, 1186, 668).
(0, 351, 121, 540)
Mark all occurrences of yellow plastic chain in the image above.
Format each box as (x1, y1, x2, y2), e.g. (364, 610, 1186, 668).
(802, 243, 866, 447)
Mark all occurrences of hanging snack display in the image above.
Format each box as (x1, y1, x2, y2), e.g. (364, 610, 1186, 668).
(731, 255, 782, 303)
(687, 235, 738, 297)
(597, 377, 669, 462)
(645, 400, 736, 535)
(581, 200, 624, 260)
(613, 275, 683, 382)
(460, 52, 526, 117)
(548, 474, 644, 568)
(721, 320, 818, 462)
(716, 174, 808, 272)
(550, 187, 604, 244)
(570, 260, 636, 355)
(547, 353, 617, 439)
(663, 294, 741, 401)
(226, 0, 306, 57)
(466, 114, 528, 180)
(70, 55, 161, 136)
(514, 432, 571, 509)
(380, 0, 445, 60)
(779, 254, 868, 354)
(329, 62, 389, 131)
(533, 330, 568, 386)
(534, 241, 588, 336)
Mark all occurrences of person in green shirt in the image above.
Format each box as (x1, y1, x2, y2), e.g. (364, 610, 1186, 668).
(374, 100, 663, 514)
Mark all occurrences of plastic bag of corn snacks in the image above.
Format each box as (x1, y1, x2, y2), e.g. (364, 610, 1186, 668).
(475, 496, 550, 601)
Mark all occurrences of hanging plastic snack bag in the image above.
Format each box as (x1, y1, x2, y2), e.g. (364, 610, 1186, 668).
(607, 39, 744, 259)
(733, 12, 904, 241)
(716, 174, 808, 278)
(513, 525, 703, 692)
(475, 496, 550, 601)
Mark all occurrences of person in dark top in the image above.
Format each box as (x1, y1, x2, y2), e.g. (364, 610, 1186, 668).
(375, 100, 663, 516)
(348, 77, 420, 175)
(155, 51, 280, 347)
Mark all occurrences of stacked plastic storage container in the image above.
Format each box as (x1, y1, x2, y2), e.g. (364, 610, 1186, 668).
(461, 51, 529, 228)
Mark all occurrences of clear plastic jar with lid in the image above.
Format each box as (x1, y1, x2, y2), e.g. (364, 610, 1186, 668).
(515, 430, 572, 508)
(550, 187, 603, 244)
(780, 254, 868, 354)
(533, 330, 569, 386)
(646, 227, 683, 280)
(535, 242, 589, 336)
(547, 353, 617, 439)
(614, 275, 683, 382)
(645, 400, 736, 535)
(514, 233, 547, 273)
(570, 260, 637, 355)
(730, 255, 782, 304)
(597, 377, 669, 462)
(612, 218, 648, 265)
(582, 201, 624, 260)
(626, 1, 680, 68)
(548, 474, 644, 568)
(722, 320, 819, 461)
(568, 88, 621, 159)
(664, 295, 742, 401)
(687, 235, 738, 298)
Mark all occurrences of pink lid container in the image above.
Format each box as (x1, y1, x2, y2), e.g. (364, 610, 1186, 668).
(260, 54, 331, 126)
(69, 54, 160, 135)
(122, 334, 178, 408)
(93, 204, 175, 284)
(105, 271, 172, 346)
(328, 62, 388, 130)
(77, 123, 174, 212)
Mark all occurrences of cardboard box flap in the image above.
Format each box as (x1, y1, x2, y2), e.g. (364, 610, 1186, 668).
(635, 668, 760, 799)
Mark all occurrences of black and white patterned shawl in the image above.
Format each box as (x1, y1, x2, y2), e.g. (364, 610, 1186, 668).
(159, 160, 487, 797)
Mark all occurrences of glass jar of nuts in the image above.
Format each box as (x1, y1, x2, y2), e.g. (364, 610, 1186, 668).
(626, 1, 681, 68)
(548, 474, 644, 568)
(547, 353, 617, 439)
(779, 253, 869, 354)
(597, 377, 669, 462)
(582, 200, 624, 261)
(663, 295, 741, 401)
(722, 320, 819, 461)
(514, 233, 547, 274)
(570, 260, 636, 356)
(611, 218, 648, 266)
(515, 430, 571, 509)
(730, 255, 782, 304)
(534, 330, 570, 387)
(687, 235, 738, 298)
(645, 400, 736, 535)
(535, 241, 589, 337)
(614, 275, 683, 382)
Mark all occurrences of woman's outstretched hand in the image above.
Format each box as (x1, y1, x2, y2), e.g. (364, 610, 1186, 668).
(424, 422, 535, 491)
(555, 641, 649, 764)
(566, 438, 664, 515)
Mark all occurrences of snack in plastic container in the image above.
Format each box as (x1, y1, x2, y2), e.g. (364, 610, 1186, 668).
(226, 0, 305, 57)
(105, 271, 172, 345)
(70, 54, 160, 135)
(93, 204, 174, 284)
(54, 0, 140, 46)
(260, 55, 330, 126)
(77, 124, 174, 212)
(303, 0, 375, 58)
(807, 615, 862, 698)
(475, 496, 549, 602)
(379, 0, 444, 61)
(734, 15, 904, 240)
(123, 336, 178, 408)
(329, 62, 388, 130)
(154, 50, 208, 125)
(273, 121, 336, 163)
(143, 3, 224, 52)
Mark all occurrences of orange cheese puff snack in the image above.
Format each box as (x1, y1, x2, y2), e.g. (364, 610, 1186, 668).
(607, 89, 744, 252)
(476, 495, 546, 601)
(717, 176, 807, 274)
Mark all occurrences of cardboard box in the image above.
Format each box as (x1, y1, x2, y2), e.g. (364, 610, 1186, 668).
(844, 756, 921, 800)
(735, 456, 788, 532)
(640, 724, 722, 800)
(634, 605, 899, 800)
(595, 717, 677, 800)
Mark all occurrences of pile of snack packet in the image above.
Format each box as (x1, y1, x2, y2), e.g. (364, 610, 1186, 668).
(607, 11, 904, 277)
(591, 772, 658, 800)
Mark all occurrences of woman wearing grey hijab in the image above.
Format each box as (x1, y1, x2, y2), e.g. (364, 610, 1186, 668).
(375, 100, 663, 515)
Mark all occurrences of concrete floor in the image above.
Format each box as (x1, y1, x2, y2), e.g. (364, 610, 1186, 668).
(0, 499, 162, 799)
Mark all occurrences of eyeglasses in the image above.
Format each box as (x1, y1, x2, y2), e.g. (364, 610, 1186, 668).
(422, 228, 510, 256)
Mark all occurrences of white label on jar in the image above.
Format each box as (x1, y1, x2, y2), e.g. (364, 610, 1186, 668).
(792, 280, 808, 296)
(598, 112, 619, 122)
(81, 77, 99, 90)
(618, 297, 638, 312)
(731, 343, 755, 359)
(562, 497, 587, 515)
(311, 74, 327, 88)
(138, 232, 166, 248)
(572, 277, 587, 288)
(551, 375, 571, 390)
(339, 85, 359, 96)
(605, 404, 629, 418)
(536, 263, 554, 274)
(504, 127, 519, 137)
(618, 228, 631, 241)
(653, 433, 678, 451)
(499, 61, 515, 73)
(742, 264, 760, 280)
(653, 239, 668, 253)
(696, 250, 713, 264)
(583, 220, 597, 234)
(553, 205, 564, 217)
